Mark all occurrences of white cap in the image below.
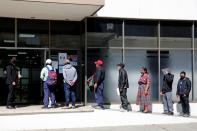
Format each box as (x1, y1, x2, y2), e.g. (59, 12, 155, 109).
(46, 59, 52, 64)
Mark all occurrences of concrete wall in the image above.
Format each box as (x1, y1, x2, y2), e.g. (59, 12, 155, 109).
(97, 0, 197, 20)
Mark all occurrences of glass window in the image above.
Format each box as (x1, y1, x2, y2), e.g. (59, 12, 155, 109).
(160, 50, 192, 101)
(125, 21, 158, 48)
(160, 21, 192, 48)
(195, 22, 197, 48)
(87, 49, 123, 102)
(87, 18, 123, 47)
(125, 50, 159, 101)
(51, 21, 80, 49)
(17, 19, 49, 47)
(0, 18, 15, 47)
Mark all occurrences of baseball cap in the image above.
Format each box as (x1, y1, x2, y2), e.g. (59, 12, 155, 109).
(46, 59, 52, 64)
(94, 59, 103, 66)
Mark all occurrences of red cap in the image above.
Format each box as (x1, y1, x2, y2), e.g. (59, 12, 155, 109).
(94, 59, 103, 65)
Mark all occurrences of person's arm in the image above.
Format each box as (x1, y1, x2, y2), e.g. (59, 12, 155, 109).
(6, 65, 13, 84)
(40, 68, 45, 81)
(176, 80, 179, 96)
(63, 67, 68, 84)
(120, 70, 126, 88)
(72, 68, 78, 83)
(95, 69, 101, 85)
(145, 75, 151, 95)
(185, 78, 191, 96)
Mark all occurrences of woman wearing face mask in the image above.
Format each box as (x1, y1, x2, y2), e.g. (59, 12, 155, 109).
(136, 67, 152, 113)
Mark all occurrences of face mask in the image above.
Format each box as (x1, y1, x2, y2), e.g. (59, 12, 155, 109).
(180, 76, 185, 79)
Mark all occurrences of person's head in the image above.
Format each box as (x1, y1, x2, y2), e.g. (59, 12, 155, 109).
(180, 71, 186, 79)
(46, 59, 52, 65)
(10, 57, 17, 64)
(117, 62, 125, 70)
(94, 59, 103, 68)
(64, 59, 70, 65)
(162, 68, 171, 75)
(140, 67, 148, 75)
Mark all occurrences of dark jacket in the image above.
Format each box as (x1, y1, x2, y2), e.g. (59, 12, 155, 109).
(176, 77, 191, 96)
(95, 67, 105, 86)
(5, 63, 18, 85)
(162, 73, 174, 93)
(118, 68, 129, 89)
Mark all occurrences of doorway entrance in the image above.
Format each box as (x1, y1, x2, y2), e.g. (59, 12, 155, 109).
(0, 49, 84, 105)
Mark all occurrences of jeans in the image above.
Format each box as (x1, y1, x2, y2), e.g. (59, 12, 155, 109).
(180, 95, 190, 115)
(64, 83, 76, 106)
(119, 88, 129, 110)
(7, 84, 16, 107)
(162, 92, 173, 113)
(43, 81, 56, 107)
(95, 82, 104, 107)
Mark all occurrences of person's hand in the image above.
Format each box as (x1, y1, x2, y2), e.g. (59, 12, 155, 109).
(145, 90, 148, 96)
(160, 92, 164, 96)
(119, 88, 123, 93)
(70, 81, 75, 86)
(12, 82, 16, 86)
(94, 83, 97, 92)
(176, 95, 179, 98)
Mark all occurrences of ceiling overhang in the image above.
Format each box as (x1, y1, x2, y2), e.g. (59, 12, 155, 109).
(0, 0, 104, 21)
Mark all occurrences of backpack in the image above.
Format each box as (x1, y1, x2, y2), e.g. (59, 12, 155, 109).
(46, 66, 57, 86)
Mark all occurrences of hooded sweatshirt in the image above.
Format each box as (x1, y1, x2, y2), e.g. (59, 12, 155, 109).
(63, 64, 78, 85)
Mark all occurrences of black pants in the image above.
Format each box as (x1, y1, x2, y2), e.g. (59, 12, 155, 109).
(119, 88, 129, 110)
(180, 95, 190, 115)
(7, 84, 16, 107)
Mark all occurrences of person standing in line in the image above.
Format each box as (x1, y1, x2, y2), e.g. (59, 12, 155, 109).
(117, 62, 130, 112)
(5, 57, 18, 109)
(176, 71, 191, 117)
(63, 59, 78, 109)
(160, 68, 174, 115)
(136, 67, 152, 113)
(93, 59, 105, 109)
(40, 59, 57, 109)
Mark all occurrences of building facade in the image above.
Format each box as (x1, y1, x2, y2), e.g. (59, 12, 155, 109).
(0, 0, 197, 105)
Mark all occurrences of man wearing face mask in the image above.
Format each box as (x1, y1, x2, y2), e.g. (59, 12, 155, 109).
(5, 57, 18, 109)
(176, 71, 191, 117)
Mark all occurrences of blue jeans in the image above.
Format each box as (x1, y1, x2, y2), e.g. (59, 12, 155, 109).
(95, 82, 104, 107)
(162, 92, 173, 113)
(43, 81, 56, 107)
(64, 83, 76, 106)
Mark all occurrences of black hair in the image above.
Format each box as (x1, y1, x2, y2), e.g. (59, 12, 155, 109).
(141, 67, 148, 74)
(180, 71, 186, 75)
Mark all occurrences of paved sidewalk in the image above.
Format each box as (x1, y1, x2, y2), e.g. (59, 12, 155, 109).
(0, 103, 197, 130)
(0, 105, 93, 116)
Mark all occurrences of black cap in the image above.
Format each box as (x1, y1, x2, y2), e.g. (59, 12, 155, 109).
(117, 62, 125, 68)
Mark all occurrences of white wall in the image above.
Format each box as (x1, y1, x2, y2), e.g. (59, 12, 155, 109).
(97, 0, 197, 20)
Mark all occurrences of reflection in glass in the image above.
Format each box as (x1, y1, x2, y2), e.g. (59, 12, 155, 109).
(17, 19, 49, 47)
(0, 18, 15, 47)
(125, 50, 159, 102)
(87, 18, 123, 47)
(87, 49, 122, 102)
(125, 21, 158, 48)
(160, 21, 192, 48)
(160, 50, 192, 101)
(51, 21, 80, 49)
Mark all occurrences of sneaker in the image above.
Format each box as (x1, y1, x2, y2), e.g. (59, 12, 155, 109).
(162, 112, 169, 115)
(6, 106, 15, 109)
(94, 105, 105, 110)
(168, 112, 174, 115)
(183, 114, 190, 117)
(41, 106, 49, 109)
(72, 106, 76, 109)
(51, 105, 58, 108)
